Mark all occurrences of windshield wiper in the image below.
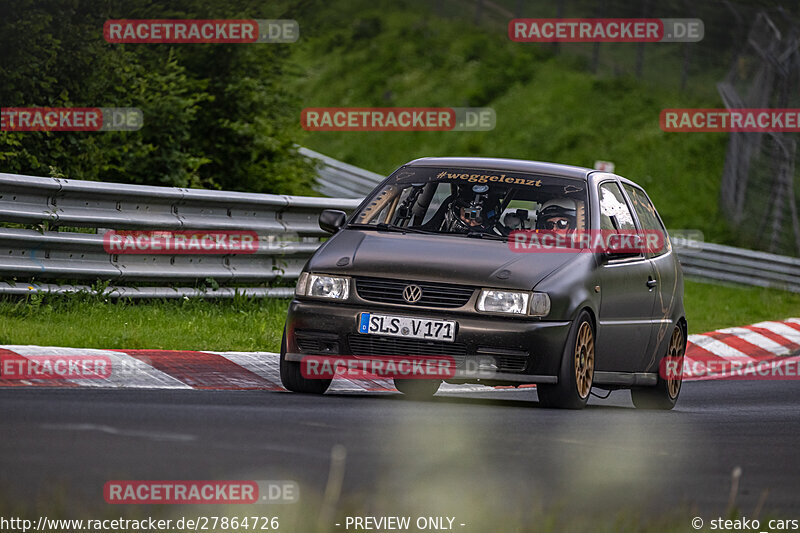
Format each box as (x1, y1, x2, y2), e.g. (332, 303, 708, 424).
(376, 223, 438, 235)
(348, 223, 436, 235)
(464, 231, 508, 241)
(349, 223, 505, 239)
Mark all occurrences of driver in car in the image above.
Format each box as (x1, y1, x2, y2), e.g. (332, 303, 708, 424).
(535, 198, 577, 233)
(441, 184, 501, 234)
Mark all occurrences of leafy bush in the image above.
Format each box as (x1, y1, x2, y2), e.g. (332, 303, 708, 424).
(0, 0, 316, 194)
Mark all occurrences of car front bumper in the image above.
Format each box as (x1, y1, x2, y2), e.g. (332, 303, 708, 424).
(284, 299, 572, 384)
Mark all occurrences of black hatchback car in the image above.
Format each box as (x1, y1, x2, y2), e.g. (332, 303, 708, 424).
(281, 157, 687, 409)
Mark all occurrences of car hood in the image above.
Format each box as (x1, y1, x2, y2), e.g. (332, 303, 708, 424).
(307, 229, 582, 290)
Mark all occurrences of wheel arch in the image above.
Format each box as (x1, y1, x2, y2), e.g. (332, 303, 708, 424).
(676, 315, 688, 339)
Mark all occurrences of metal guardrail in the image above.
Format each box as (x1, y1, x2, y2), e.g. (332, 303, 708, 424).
(678, 241, 800, 293)
(1, 149, 798, 297)
(0, 170, 361, 298)
(0, 281, 295, 299)
(301, 146, 385, 198)
(0, 171, 361, 234)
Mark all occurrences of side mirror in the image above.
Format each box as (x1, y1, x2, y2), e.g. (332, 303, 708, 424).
(601, 230, 643, 261)
(319, 209, 347, 234)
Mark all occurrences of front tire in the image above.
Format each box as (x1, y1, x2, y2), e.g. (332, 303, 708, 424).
(279, 329, 331, 394)
(394, 378, 441, 400)
(631, 324, 685, 410)
(537, 310, 595, 409)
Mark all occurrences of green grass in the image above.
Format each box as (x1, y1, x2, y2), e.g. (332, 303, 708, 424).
(683, 279, 800, 335)
(0, 295, 289, 352)
(0, 281, 797, 350)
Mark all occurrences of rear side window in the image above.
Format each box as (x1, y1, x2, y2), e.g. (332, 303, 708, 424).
(622, 184, 671, 257)
(598, 182, 636, 230)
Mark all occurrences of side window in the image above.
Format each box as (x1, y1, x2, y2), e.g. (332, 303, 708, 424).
(598, 182, 636, 230)
(622, 184, 671, 257)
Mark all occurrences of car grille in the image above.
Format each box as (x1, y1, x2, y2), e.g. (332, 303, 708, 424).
(477, 347, 529, 373)
(295, 330, 339, 353)
(354, 277, 475, 308)
(347, 334, 467, 358)
(347, 335, 528, 373)
(296, 336, 324, 353)
(494, 354, 528, 372)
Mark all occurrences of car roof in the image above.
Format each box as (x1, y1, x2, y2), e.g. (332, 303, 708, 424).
(404, 157, 593, 180)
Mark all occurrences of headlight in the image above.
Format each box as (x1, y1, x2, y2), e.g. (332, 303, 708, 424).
(528, 292, 551, 317)
(295, 272, 310, 297)
(476, 289, 530, 315)
(475, 289, 551, 317)
(298, 273, 350, 300)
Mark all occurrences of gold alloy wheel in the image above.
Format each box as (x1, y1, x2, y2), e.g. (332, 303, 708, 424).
(574, 322, 595, 398)
(667, 326, 685, 399)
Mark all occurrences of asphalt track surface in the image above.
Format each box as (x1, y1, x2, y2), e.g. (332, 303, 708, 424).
(2, 380, 799, 519)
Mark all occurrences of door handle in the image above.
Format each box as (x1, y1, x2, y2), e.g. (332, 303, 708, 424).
(646, 278, 658, 289)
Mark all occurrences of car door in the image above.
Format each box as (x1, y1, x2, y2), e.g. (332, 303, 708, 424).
(621, 183, 679, 372)
(594, 180, 657, 372)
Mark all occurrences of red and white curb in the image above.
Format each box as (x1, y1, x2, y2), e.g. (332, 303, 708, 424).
(1, 318, 798, 392)
(684, 318, 800, 381)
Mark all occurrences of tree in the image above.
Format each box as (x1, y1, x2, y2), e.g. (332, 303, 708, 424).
(0, 0, 316, 194)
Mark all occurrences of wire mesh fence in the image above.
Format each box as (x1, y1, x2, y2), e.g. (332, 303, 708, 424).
(718, 9, 800, 255)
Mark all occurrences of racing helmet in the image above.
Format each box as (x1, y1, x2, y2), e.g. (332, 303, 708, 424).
(448, 184, 500, 232)
(536, 198, 577, 230)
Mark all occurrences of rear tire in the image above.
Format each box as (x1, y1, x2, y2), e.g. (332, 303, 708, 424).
(394, 378, 441, 400)
(631, 324, 685, 410)
(279, 329, 331, 394)
(537, 310, 595, 409)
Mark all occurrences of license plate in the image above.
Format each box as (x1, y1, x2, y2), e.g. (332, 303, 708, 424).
(358, 313, 456, 342)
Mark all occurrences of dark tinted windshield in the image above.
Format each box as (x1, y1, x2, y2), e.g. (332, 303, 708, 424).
(351, 166, 588, 237)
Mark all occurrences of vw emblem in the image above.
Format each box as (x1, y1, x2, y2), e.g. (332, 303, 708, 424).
(402, 284, 423, 303)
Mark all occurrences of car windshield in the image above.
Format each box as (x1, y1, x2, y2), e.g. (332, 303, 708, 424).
(350, 166, 588, 238)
